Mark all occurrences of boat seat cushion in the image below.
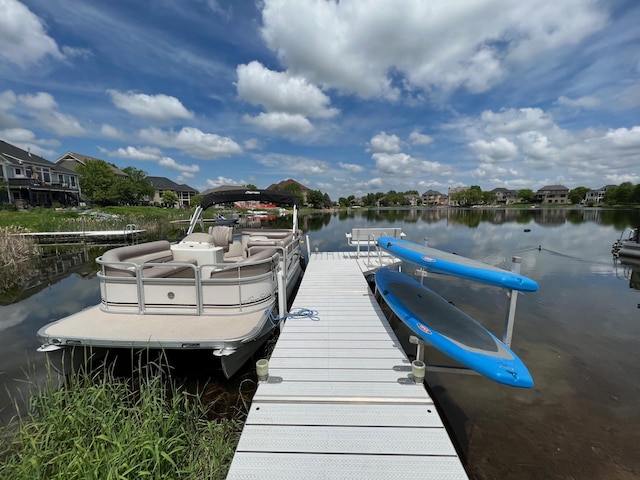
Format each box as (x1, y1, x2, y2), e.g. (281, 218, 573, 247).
(210, 247, 278, 279)
(101, 240, 196, 278)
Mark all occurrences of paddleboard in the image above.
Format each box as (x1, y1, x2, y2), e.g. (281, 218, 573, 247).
(375, 268, 534, 388)
(377, 236, 538, 292)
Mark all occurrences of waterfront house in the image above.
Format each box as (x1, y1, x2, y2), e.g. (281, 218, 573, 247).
(585, 185, 615, 204)
(0, 140, 80, 208)
(147, 176, 198, 207)
(422, 189, 443, 206)
(535, 185, 570, 204)
(491, 187, 519, 205)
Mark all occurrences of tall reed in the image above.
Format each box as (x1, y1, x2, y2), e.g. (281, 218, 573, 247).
(0, 226, 38, 291)
(0, 359, 243, 479)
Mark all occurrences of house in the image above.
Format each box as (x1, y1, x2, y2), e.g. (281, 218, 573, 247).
(55, 152, 128, 178)
(147, 176, 198, 208)
(585, 185, 615, 204)
(0, 140, 81, 208)
(491, 187, 519, 205)
(266, 179, 310, 203)
(421, 189, 443, 206)
(535, 185, 570, 204)
(447, 186, 466, 206)
(404, 194, 421, 206)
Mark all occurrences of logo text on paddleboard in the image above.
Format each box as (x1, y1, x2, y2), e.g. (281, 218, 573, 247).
(421, 256, 436, 263)
(418, 324, 432, 335)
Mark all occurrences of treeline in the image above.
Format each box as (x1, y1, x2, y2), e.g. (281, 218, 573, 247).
(603, 182, 640, 205)
(77, 160, 157, 206)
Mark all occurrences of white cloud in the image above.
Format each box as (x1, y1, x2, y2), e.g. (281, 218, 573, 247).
(101, 124, 124, 139)
(138, 126, 243, 159)
(556, 95, 601, 109)
(0, 127, 58, 157)
(469, 137, 518, 163)
(18, 92, 57, 110)
(16, 91, 85, 136)
(104, 144, 200, 173)
(604, 126, 640, 150)
(237, 61, 338, 119)
(206, 176, 248, 188)
(107, 90, 194, 121)
(0, 0, 64, 67)
(339, 162, 364, 173)
(158, 156, 200, 173)
(255, 153, 329, 175)
(369, 132, 402, 154)
(409, 130, 434, 146)
(111, 145, 163, 161)
(243, 112, 313, 135)
(260, 0, 608, 99)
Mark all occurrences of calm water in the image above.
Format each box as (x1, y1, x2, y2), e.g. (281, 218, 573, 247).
(2, 208, 640, 479)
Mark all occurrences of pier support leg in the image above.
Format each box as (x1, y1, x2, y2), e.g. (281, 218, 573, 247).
(502, 256, 521, 347)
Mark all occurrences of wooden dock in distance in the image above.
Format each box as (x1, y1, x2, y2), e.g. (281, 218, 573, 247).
(226, 251, 468, 479)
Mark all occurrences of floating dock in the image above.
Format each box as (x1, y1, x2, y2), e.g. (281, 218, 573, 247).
(226, 251, 468, 479)
(13, 226, 145, 245)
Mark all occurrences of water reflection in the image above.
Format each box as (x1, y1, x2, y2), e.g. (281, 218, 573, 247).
(3, 208, 640, 478)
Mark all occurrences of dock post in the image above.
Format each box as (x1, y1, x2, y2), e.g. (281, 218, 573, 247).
(503, 256, 521, 347)
(277, 269, 286, 331)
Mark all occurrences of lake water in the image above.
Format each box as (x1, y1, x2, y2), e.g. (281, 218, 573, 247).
(2, 208, 640, 479)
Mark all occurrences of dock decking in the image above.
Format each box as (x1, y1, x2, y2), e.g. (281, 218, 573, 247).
(226, 251, 468, 479)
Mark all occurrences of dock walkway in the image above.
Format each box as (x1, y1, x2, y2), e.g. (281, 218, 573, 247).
(227, 251, 468, 479)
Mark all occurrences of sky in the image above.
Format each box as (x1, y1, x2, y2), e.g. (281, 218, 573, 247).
(1, 0, 639, 200)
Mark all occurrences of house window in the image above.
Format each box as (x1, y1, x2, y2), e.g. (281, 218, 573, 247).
(15, 167, 23, 176)
(70, 176, 77, 187)
(35, 166, 51, 183)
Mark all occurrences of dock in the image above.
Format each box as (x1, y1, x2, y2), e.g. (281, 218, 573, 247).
(226, 251, 468, 479)
(13, 226, 145, 245)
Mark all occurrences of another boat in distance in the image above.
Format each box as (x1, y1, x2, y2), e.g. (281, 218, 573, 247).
(612, 226, 640, 259)
(377, 236, 538, 292)
(37, 189, 305, 378)
(375, 268, 534, 388)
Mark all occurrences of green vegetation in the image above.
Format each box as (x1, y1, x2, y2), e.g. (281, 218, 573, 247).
(77, 161, 154, 207)
(0, 361, 245, 480)
(0, 206, 190, 239)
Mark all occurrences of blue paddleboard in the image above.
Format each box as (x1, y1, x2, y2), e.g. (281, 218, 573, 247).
(377, 236, 538, 292)
(375, 268, 534, 388)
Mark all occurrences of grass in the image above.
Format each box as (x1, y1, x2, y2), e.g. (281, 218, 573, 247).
(0, 206, 192, 240)
(0, 357, 247, 480)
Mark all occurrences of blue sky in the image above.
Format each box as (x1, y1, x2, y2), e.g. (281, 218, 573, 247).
(1, 0, 639, 199)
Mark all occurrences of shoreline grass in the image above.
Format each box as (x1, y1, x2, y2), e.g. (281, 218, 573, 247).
(0, 359, 246, 480)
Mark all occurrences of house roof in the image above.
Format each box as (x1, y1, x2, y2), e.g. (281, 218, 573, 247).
(537, 184, 569, 191)
(56, 152, 127, 177)
(266, 178, 310, 191)
(147, 176, 198, 193)
(0, 140, 76, 175)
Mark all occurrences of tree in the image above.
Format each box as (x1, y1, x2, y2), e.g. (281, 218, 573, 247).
(306, 189, 324, 208)
(338, 197, 350, 207)
(246, 184, 257, 190)
(190, 194, 204, 207)
(518, 189, 535, 203)
(76, 159, 119, 206)
(120, 167, 155, 205)
(569, 186, 590, 204)
(161, 190, 178, 208)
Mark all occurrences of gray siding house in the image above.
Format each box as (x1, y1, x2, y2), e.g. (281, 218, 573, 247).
(1, 140, 80, 208)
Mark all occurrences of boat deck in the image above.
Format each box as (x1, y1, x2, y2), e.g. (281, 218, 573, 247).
(226, 251, 468, 479)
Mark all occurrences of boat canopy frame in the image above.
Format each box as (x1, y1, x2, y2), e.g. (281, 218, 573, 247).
(187, 189, 300, 235)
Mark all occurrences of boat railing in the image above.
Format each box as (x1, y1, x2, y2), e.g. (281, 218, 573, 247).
(97, 253, 280, 315)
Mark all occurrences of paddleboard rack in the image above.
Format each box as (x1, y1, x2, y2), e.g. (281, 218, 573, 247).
(407, 256, 525, 378)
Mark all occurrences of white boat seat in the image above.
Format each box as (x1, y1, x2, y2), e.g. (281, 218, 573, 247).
(100, 240, 196, 278)
(210, 247, 278, 279)
(208, 225, 234, 252)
